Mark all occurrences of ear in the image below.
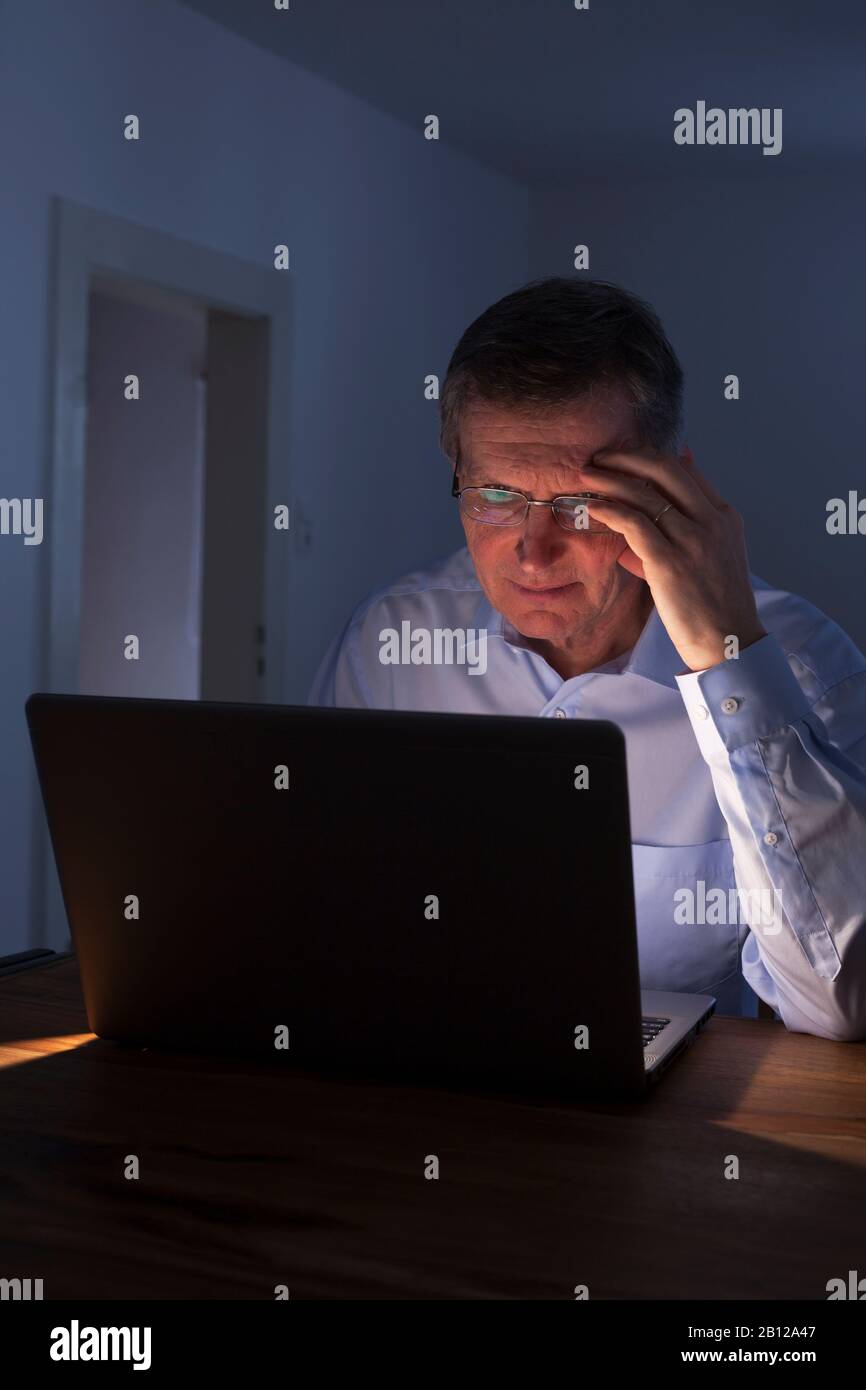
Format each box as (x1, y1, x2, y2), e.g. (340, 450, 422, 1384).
(680, 442, 695, 468)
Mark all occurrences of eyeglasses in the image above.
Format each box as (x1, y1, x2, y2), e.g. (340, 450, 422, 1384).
(450, 456, 611, 533)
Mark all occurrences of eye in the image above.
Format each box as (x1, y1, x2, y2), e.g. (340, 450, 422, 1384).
(478, 488, 519, 503)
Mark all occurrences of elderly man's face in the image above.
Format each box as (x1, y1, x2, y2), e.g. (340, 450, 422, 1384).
(456, 393, 648, 646)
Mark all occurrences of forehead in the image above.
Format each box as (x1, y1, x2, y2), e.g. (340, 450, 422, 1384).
(458, 392, 638, 474)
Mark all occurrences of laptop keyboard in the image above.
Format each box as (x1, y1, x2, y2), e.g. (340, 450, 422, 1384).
(642, 1015, 670, 1048)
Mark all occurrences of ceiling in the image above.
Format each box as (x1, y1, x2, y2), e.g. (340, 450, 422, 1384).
(179, 0, 866, 183)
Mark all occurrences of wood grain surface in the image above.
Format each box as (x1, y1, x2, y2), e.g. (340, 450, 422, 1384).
(0, 957, 863, 1300)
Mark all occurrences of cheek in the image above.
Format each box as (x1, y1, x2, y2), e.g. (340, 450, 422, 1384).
(463, 525, 628, 583)
(463, 524, 511, 572)
(573, 534, 632, 574)
(582, 536, 626, 566)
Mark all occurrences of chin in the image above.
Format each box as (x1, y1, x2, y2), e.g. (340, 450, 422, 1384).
(504, 604, 577, 638)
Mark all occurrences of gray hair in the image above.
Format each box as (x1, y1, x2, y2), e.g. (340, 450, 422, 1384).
(439, 277, 685, 464)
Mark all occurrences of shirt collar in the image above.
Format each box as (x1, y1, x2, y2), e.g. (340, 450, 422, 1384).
(620, 602, 685, 688)
(473, 585, 685, 690)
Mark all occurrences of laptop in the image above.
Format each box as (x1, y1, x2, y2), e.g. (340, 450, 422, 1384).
(25, 694, 714, 1101)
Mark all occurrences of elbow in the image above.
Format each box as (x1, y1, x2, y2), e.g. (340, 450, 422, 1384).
(778, 998, 866, 1043)
(822, 1018, 866, 1044)
(798, 1013, 866, 1044)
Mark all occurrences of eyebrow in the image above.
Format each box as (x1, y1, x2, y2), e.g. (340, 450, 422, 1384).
(459, 450, 628, 493)
(459, 439, 632, 481)
(477, 481, 607, 500)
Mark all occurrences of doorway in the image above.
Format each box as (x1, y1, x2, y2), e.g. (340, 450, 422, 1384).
(80, 275, 269, 703)
(34, 198, 292, 949)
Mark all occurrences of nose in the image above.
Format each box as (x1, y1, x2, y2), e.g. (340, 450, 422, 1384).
(514, 502, 568, 574)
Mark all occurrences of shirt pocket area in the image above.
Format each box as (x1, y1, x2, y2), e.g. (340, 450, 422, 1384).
(631, 840, 740, 995)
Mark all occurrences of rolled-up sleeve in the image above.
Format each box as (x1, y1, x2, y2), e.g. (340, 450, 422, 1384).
(675, 630, 866, 1042)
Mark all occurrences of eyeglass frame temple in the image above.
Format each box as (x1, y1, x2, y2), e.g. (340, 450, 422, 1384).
(450, 450, 461, 498)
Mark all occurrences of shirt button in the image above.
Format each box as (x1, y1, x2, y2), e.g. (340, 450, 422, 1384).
(695, 705, 709, 720)
(554, 708, 567, 719)
(721, 697, 740, 714)
(764, 831, 779, 847)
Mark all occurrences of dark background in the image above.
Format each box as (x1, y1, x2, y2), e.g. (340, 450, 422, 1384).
(2, 0, 864, 954)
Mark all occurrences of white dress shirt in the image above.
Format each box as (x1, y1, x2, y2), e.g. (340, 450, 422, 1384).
(308, 546, 866, 1039)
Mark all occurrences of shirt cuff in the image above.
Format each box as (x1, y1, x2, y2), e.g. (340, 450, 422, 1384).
(675, 633, 812, 761)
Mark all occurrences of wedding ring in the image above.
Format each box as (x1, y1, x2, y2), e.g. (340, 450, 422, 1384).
(653, 502, 674, 524)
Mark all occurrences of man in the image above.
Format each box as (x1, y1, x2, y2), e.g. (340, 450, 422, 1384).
(309, 277, 866, 1041)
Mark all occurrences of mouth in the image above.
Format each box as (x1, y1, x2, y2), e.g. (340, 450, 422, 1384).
(510, 579, 580, 598)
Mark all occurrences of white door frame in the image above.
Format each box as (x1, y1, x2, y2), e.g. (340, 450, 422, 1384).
(34, 196, 293, 947)
(46, 195, 291, 699)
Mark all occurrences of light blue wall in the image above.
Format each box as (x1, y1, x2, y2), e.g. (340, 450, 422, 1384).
(0, 0, 528, 952)
(530, 174, 866, 655)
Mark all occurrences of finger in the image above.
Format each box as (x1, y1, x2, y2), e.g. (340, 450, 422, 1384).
(578, 467, 674, 522)
(584, 497, 675, 563)
(589, 448, 713, 522)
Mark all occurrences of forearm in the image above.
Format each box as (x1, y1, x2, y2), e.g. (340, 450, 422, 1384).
(676, 634, 866, 1041)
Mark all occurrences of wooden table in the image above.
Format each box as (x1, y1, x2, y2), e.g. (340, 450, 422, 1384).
(1, 956, 863, 1300)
